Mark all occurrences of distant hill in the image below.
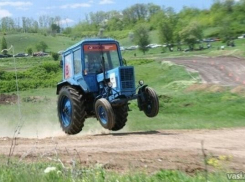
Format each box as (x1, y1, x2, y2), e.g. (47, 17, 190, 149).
(1, 32, 137, 54)
(1, 33, 78, 54)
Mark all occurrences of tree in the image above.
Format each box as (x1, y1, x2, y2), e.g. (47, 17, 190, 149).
(36, 41, 48, 52)
(147, 3, 161, 18)
(157, 8, 177, 51)
(133, 24, 150, 54)
(26, 47, 33, 55)
(1, 17, 15, 32)
(51, 23, 60, 34)
(1, 37, 8, 55)
(128, 32, 134, 42)
(219, 16, 235, 43)
(38, 15, 50, 28)
(107, 15, 123, 31)
(179, 21, 203, 50)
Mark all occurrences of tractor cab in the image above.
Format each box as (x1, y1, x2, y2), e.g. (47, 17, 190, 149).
(82, 42, 122, 93)
(60, 39, 124, 94)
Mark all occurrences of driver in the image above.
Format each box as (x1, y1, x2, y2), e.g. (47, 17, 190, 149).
(86, 54, 102, 73)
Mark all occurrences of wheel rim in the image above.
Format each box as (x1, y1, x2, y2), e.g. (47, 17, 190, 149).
(98, 105, 108, 125)
(60, 96, 72, 127)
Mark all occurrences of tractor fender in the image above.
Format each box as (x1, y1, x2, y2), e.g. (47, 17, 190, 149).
(56, 80, 89, 95)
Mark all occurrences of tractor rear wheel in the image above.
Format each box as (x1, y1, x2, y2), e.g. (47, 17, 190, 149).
(95, 98, 115, 130)
(57, 86, 85, 135)
(142, 87, 159, 117)
(112, 104, 128, 131)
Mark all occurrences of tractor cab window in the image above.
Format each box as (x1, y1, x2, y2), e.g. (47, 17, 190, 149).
(74, 49, 82, 75)
(109, 48, 120, 68)
(83, 43, 120, 74)
(64, 53, 72, 79)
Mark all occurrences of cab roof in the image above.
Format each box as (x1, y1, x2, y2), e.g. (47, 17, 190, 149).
(63, 38, 119, 54)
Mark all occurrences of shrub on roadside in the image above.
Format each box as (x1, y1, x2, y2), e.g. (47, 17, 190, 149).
(51, 52, 59, 61)
(0, 62, 61, 93)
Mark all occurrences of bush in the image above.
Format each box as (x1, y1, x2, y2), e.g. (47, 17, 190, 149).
(26, 47, 33, 55)
(51, 52, 59, 61)
(0, 62, 61, 93)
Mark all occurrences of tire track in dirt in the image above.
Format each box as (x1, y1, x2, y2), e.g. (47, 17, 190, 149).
(165, 56, 245, 86)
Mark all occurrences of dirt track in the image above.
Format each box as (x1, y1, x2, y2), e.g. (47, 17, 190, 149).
(0, 128, 245, 173)
(165, 56, 245, 86)
(1, 56, 245, 173)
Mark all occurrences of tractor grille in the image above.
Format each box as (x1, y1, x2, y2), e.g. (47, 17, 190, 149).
(120, 68, 135, 90)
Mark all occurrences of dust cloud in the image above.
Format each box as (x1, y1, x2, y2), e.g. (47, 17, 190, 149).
(0, 117, 65, 139)
(0, 116, 122, 139)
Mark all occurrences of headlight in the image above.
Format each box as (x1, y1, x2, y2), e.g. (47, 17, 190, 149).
(108, 82, 113, 88)
(139, 80, 144, 86)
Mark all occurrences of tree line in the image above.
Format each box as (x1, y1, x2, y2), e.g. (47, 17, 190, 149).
(1, 0, 245, 52)
(2, 0, 245, 36)
(65, 0, 245, 51)
(1, 15, 61, 34)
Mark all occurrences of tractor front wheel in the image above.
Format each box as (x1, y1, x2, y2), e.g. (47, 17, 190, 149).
(141, 87, 159, 117)
(57, 86, 85, 135)
(95, 98, 115, 130)
(112, 103, 128, 131)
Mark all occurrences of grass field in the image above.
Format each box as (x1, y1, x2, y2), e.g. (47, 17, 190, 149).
(2, 33, 77, 54)
(0, 161, 232, 182)
(0, 55, 53, 71)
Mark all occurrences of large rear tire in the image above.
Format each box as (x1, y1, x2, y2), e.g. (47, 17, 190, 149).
(95, 98, 115, 130)
(142, 87, 159, 117)
(57, 86, 85, 135)
(112, 104, 128, 131)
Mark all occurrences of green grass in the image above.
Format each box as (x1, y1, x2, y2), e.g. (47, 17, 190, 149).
(126, 91, 245, 131)
(0, 161, 233, 182)
(118, 30, 166, 47)
(2, 33, 77, 53)
(0, 56, 56, 71)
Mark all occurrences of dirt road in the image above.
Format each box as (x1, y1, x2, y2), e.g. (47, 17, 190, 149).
(1, 56, 245, 173)
(0, 128, 245, 173)
(165, 56, 245, 86)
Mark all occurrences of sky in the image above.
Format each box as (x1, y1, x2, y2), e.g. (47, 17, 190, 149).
(0, 0, 214, 26)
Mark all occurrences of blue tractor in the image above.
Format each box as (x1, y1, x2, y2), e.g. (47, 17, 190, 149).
(57, 38, 159, 134)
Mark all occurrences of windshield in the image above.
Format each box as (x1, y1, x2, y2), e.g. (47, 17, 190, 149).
(83, 43, 120, 74)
